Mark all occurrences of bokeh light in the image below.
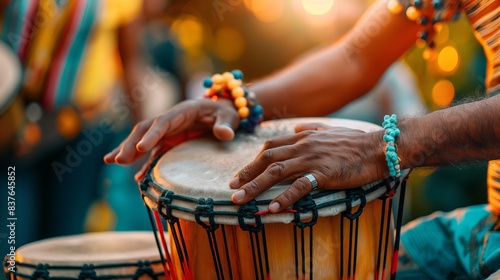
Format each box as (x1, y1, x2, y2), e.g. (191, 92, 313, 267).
(56, 106, 81, 139)
(301, 0, 335, 15)
(432, 79, 455, 107)
(437, 45, 460, 74)
(213, 27, 245, 61)
(245, 0, 285, 23)
(171, 16, 204, 52)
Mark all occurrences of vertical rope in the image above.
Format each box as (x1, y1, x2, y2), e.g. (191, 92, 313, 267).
(221, 225, 233, 280)
(255, 232, 265, 280)
(249, 231, 259, 280)
(375, 198, 387, 280)
(390, 178, 408, 280)
(301, 227, 306, 279)
(168, 221, 185, 275)
(352, 217, 359, 280)
(347, 219, 353, 280)
(146, 207, 171, 280)
(206, 230, 223, 280)
(381, 201, 393, 280)
(261, 226, 270, 279)
(340, 217, 344, 280)
(153, 210, 177, 280)
(309, 226, 314, 280)
(173, 222, 193, 280)
(294, 226, 299, 280)
(212, 231, 226, 280)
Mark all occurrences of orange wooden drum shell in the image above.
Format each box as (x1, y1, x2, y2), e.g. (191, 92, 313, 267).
(168, 199, 393, 280)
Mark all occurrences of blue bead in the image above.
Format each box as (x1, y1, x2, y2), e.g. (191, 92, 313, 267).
(384, 135, 394, 142)
(433, 0, 443, 9)
(203, 78, 213, 88)
(417, 16, 428, 25)
(452, 12, 461, 21)
(414, 0, 423, 8)
(251, 105, 263, 115)
(232, 69, 243, 80)
(239, 119, 249, 131)
(419, 31, 428, 40)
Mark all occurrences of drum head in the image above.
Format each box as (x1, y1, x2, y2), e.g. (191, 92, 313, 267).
(146, 118, 409, 225)
(0, 42, 21, 115)
(16, 231, 160, 265)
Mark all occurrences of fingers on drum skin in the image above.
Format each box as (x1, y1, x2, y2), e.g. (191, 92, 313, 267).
(294, 122, 333, 133)
(236, 159, 306, 204)
(259, 134, 301, 152)
(271, 176, 316, 213)
(233, 145, 298, 188)
(115, 121, 153, 164)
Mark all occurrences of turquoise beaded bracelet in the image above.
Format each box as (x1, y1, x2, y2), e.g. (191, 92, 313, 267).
(203, 70, 263, 133)
(382, 114, 401, 178)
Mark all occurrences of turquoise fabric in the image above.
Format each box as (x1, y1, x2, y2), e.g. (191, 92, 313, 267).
(398, 205, 500, 279)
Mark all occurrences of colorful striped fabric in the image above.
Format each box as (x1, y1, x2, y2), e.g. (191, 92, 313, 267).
(0, 0, 141, 114)
(462, 0, 500, 94)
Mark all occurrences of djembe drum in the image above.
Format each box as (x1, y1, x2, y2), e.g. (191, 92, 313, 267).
(140, 118, 410, 280)
(4, 232, 165, 279)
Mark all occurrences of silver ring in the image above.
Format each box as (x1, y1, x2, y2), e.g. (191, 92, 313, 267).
(303, 173, 318, 191)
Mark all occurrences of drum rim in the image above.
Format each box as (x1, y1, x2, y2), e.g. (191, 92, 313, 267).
(0, 42, 22, 115)
(140, 118, 411, 226)
(13, 231, 163, 264)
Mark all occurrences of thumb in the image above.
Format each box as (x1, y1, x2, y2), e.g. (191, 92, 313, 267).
(213, 115, 238, 141)
(295, 122, 334, 133)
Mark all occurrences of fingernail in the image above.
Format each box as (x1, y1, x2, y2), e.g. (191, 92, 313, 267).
(220, 122, 232, 129)
(269, 202, 280, 213)
(229, 176, 239, 188)
(232, 189, 245, 203)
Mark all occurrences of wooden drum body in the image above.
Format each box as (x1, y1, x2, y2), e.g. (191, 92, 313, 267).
(4, 232, 165, 279)
(141, 118, 410, 280)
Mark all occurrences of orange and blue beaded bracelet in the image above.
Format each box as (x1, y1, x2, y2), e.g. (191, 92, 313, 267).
(203, 70, 263, 133)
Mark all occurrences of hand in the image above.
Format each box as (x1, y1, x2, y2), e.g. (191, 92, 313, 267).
(229, 122, 386, 213)
(104, 98, 239, 179)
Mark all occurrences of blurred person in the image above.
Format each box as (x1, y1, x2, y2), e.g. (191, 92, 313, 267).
(0, 0, 159, 257)
(106, 0, 500, 278)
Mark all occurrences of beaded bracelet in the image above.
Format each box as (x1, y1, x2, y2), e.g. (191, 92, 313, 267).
(203, 70, 263, 133)
(382, 114, 401, 178)
(387, 0, 462, 50)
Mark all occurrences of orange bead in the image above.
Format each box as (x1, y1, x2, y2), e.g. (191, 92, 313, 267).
(423, 48, 437, 61)
(406, 6, 420, 21)
(227, 79, 242, 90)
(211, 83, 223, 92)
(232, 87, 245, 98)
(234, 97, 247, 108)
(212, 74, 224, 84)
(222, 72, 234, 82)
(205, 89, 216, 97)
(238, 107, 249, 118)
(387, 0, 403, 14)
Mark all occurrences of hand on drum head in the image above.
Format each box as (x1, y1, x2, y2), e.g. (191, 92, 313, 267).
(229, 122, 386, 213)
(104, 99, 239, 179)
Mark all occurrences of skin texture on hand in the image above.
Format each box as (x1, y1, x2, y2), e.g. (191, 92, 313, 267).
(104, 98, 239, 180)
(229, 122, 386, 213)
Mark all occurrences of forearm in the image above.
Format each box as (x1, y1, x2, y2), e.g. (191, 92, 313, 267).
(249, 0, 420, 120)
(398, 94, 500, 169)
(251, 45, 371, 120)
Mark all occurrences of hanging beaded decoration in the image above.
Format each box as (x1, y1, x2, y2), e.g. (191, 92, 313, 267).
(387, 0, 463, 53)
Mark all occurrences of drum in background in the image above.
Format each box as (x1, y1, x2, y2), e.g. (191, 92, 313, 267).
(4, 232, 165, 279)
(0, 42, 23, 154)
(141, 118, 410, 280)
